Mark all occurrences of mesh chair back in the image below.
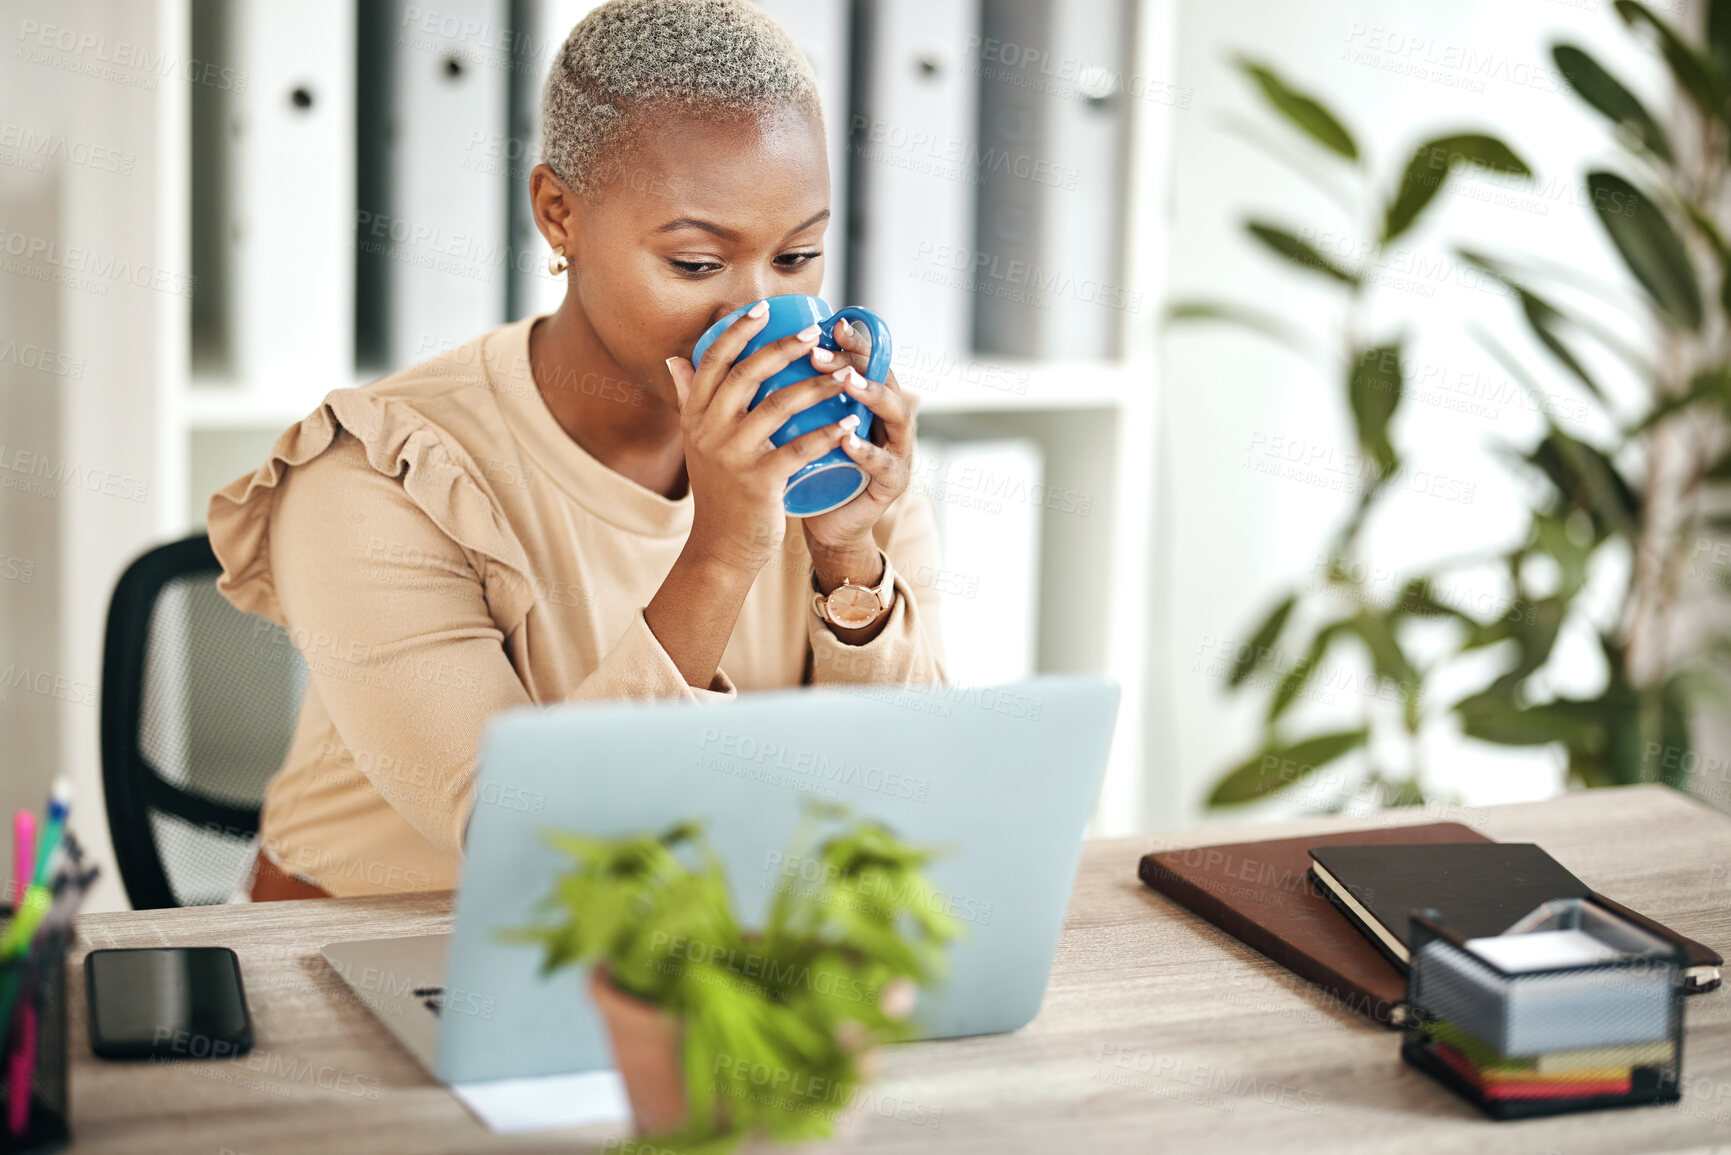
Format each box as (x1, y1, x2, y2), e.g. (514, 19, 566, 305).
(101, 535, 308, 908)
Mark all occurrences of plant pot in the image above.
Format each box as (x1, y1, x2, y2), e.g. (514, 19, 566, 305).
(587, 966, 873, 1148)
(589, 965, 688, 1136)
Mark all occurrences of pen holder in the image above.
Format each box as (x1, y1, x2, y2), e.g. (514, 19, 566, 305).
(0, 934, 69, 1154)
(1401, 897, 1684, 1121)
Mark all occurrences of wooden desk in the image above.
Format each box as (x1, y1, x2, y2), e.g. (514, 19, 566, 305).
(61, 784, 1731, 1153)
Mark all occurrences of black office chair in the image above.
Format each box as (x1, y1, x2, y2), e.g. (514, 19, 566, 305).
(100, 534, 308, 909)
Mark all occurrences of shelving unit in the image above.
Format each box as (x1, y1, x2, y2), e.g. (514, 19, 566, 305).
(145, 0, 1173, 838)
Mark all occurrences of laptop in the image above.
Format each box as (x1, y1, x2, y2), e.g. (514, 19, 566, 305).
(320, 675, 1119, 1084)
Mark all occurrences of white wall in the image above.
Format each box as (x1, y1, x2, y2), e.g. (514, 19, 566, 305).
(1153, 0, 1668, 827)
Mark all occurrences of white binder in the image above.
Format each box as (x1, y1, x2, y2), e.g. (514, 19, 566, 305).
(973, 0, 1130, 359)
(376, 0, 512, 366)
(505, 0, 603, 323)
(914, 433, 1043, 683)
(753, 0, 851, 306)
(851, 0, 982, 358)
(217, 0, 355, 399)
(507, 1, 846, 321)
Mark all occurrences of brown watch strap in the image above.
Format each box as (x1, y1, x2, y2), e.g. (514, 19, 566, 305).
(811, 549, 894, 626)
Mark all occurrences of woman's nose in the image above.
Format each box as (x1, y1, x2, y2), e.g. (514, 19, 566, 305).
(707, 300, 755, 328)
(709, 278, 778, 326)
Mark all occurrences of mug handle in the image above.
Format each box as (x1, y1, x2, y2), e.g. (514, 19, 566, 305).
(824, 306, 894, 384)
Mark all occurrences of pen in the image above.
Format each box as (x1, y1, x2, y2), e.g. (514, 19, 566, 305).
(5, 992, 34, 1136)
(31, 869, 97, 948)
(0, 867, 94, 1072)
(0, 885, 50, 960)
(0, 886, 48, 1034)
(30, 779, 71, 888)
(10, 811, 33, 911)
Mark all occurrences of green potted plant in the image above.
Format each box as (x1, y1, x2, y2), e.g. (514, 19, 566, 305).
(1174, 2, 1731, 810)
(509, 802, 960, 1153)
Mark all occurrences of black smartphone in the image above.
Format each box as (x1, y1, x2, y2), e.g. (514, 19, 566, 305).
(85, 946, 253, 1060)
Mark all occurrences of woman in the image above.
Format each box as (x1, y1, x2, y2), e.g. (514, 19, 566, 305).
(208, 0, 945, 901)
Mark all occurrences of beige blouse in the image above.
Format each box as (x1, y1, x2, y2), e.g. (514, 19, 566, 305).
(207, 316, 946, 897)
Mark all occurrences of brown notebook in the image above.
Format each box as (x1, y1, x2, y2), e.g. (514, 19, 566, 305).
(1137, 822, 1722, 1029)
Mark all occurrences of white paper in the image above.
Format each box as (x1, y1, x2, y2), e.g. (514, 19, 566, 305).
(1465, 929, 1622, 974)
(451, 1069, 631, 1134)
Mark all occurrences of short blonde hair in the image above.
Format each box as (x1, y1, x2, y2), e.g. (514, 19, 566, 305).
(540, 0, 822, 195)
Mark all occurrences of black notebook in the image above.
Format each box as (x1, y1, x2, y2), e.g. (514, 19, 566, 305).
(1307, 842, 1593, 970)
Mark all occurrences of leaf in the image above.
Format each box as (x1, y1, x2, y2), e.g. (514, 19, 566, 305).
(1711, 223, 1731, 319)
(1654, 680, 1693, 788)
(1551, 44, 1675, 163)
(1531, 513, 1593, 600)
(1351, 610, 1422, 730)
(1217, 113, 1359, 215)
(1450, 134, 1534, 171)
(1392, 578, 1460, 619)
(1714, 0, 1731, 69)
(1352, 612, 1416, 686)
(1382, 134, 1531, 243)
(1459, 255, 1652, 382)
(1208, 728, 1370, 806)
(1456, 250, 1600, 398)
(1630, 364, 1731, 433)
(1349, 342, 1403, 474)
(1683, 198, 1731, 270)
(1236, 58, 1359, 161)
(1586, 170, 1702, 330)
(1164, 300, 1317, 356)
(1460, 613, 1516, 652)
(1527, 430, 1641, 538)
(1269, 620, 1347, 722)
(1614, 1, 1725, 121)
(1506, 596, 1568, 681)
(1518, 293, 1602, 401)
(1229, 593, 1297, 688)
(1456, 693, 1599, 748)
(1244, 220, 1360, 285)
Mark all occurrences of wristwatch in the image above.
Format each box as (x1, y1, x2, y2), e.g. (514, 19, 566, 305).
(811, 550, 896, 630)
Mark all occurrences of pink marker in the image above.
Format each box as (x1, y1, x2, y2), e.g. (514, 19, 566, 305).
(6, 1004, 34, 1136)
(7, 812, 41, 1136)
(10, 811, 33, 910)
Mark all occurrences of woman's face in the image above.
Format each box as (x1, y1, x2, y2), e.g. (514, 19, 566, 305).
(553, 102, 830, 407)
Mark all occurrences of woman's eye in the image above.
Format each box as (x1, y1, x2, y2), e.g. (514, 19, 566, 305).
(775, 252, 820, 268)
(670, 259, 722, 275)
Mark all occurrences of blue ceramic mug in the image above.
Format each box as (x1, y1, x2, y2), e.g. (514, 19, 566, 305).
(691, 294, 893, 518)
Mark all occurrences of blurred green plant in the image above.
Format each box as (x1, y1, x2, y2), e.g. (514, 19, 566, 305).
(1173, 3, 1731, 809)
(507, 802, 959, 1154)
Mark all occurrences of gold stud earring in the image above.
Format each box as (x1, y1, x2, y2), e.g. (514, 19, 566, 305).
(547, 245, 568, 276)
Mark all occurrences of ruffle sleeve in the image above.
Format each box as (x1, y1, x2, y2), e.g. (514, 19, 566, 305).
(206, 388, 541, 636)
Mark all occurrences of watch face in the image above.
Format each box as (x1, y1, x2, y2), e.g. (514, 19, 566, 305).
(826, 584, 881, 628)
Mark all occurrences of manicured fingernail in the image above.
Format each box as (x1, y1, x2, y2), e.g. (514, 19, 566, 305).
(832, 367, 853, 383)
(797, 323, 821, 340)
(664, 357, 679, 373)
(847, 434, 863, 450)
(747, 300, 768, 318)
(811, 347, 835, 365)
(839, 414, 861, 432)
(846, 374, 868, 391)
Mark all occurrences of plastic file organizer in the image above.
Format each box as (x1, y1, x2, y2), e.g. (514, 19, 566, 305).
(1402, 897, 1685, 1120)
(0, 929, 69, 1153)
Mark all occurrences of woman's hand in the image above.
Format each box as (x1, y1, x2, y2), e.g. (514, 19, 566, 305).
(801, 318, 916, 579)
(664, 302, 862, 577)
